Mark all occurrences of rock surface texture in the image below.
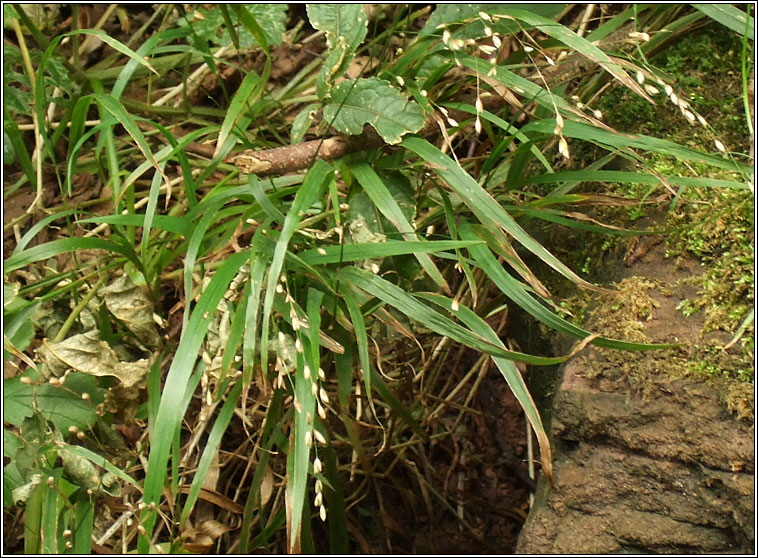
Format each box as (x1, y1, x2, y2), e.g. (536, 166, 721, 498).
(517, 242, 754, 554)
(517, 355, 754, 554)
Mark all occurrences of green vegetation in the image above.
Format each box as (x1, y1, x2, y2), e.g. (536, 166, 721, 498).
(3, 4, 753, 554)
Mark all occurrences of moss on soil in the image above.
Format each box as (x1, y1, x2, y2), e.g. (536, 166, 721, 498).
(534, 22, 754, 421)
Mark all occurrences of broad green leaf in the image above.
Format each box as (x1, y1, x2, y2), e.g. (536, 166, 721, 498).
(308, 4, 367, 98)
(306, 4, 367, 49)
(324, 78, 425, 145)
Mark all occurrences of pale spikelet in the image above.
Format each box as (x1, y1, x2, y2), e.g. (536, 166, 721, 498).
(447, 117, 459, 128)
(636, 70, 645, 84)
(487, 65, 497, 77)
(396, 76, 404, 86)
(714, 139, 726, 153)
(628, 31, 650, 41)
(317, 401, 327, 420)
(442, 29, 451, 45)
(303, 365, 311, 380)
(489, 56, 497, 66)
(451, 299, 460, 312)
(305, 430, 313, 447)
(314, 429, 326, 445)
(317, 247, 327, 255)
(313, 457, 323, 474)
(523, 45, 534, 53)
(545, 55, 555, 66)
(696, 114, 708, 127)
(421, 89, 428, 97)
(319, 505, 327, 521)
(484, 25, 493, 37)
(426, 225, 435, 236)
(554, 112, 564, 135)
(479, 10, 492, 22)
(295, 338, 303, 353)
(314, 492, 323, 507)
(450, 38, 465, 51)
(683, 110, 696, 124)
(311, 382, 319, 396)
(479, 44, 497, 55)
(439, 106, 449, 117)
(475, 97, 484, 114)
(558, 136, 570, 159)
(593, 109, 603, 120)
(318, 367, 326, 381)
(370, 262, 380, 274)
(316, 480, 323, 492)
(275, 283, 284, 294)
(292, 317, 301, 331)
(319, 386, 330, 404)
(644, 84, 659, 95)
(669, 92, 678, 105)
(492, 35, 502, 49)
(475, 117, 482, 134)
(663, 83, 673, 96)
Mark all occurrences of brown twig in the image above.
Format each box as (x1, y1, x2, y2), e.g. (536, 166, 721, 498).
(225, 95, 508, 176)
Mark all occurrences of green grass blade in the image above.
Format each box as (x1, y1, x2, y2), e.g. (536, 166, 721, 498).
(214, 70, 266, 159)
(416, 293, 553, 481)
(260, 160, 332, 378)
(65, 29, 159, 75)
(4, 237, 140, 274)
(401, 136, 600, 290)
(525, 170, 751, 191)
(72, 492, 93, 553)
(340, 287, 373, 414)
(90, 93, 171, 186)
(692, 4, 754, 39)
(338, 266, 566, 365)
(78, 214, 193, 237)
(525, 119, 752, 174)
(349, 160, 450, 292)
(298, 239, 482, 265)
(288, 345, 317, 551)
(458, 222, 676, 351)
(138, 250, 250, 551)
(180, 381, 243, 526)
